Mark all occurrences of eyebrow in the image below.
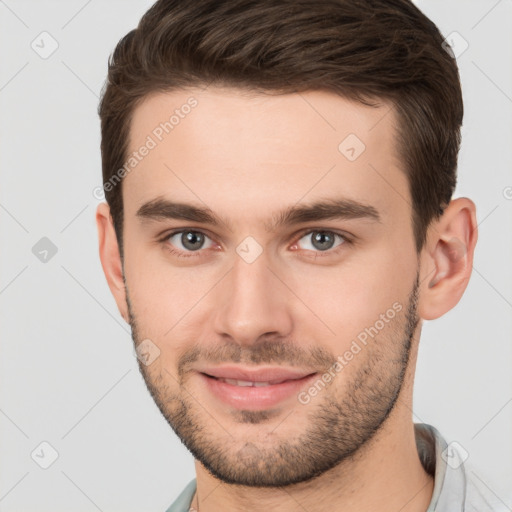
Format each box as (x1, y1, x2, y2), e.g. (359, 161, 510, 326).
(136, 196, 381, 231)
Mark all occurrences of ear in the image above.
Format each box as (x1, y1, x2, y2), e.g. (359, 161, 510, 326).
(418, 197, 478, 321)
(96, 203, 129, 324)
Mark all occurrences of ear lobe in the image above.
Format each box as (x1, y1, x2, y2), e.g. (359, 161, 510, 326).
(418, 198, 478, 320)
(96, 203, 129, 324)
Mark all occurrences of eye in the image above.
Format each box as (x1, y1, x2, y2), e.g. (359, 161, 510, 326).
(292, 229, 347, 256)
(160, 228, 350, 260)
(163, 229, 216, 257)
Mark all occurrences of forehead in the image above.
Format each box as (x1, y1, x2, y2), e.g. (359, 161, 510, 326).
(123, 87, 409, 228)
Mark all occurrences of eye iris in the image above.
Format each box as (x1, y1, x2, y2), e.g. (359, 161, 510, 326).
(312, 231, 335, 251)
(182, 231, 204, 251)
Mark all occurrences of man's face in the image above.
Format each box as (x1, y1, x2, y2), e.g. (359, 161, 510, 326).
(121, 87, 421, 486)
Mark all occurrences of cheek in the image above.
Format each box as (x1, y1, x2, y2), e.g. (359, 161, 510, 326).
(124, 242, 218, 345)
(125, 264, 204, 380)
(286, 251, 414, 345)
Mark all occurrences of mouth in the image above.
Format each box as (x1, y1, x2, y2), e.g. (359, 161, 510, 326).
(197, 368, 319, 410)
(202, 374, 313, 387)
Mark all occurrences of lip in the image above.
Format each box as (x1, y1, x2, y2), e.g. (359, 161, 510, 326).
(197, 365, 315, 383)
(196, 366, 318, 410)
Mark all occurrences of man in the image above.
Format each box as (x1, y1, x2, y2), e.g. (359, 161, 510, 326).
(95, 1, 500, 510)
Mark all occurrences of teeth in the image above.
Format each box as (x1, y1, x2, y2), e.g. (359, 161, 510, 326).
(219, 378, 276, 387)
(225, 379, 256, 386)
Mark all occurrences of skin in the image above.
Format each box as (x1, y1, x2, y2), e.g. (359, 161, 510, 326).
(96, 87, 478, 512)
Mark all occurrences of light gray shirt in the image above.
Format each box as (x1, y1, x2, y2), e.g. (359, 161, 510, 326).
(165, 423, 505, 511)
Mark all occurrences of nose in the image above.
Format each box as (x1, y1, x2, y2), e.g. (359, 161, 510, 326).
(212, 248, 294, 347)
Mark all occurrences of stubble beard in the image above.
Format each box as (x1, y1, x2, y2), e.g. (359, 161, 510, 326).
(127, 274, 420, 487)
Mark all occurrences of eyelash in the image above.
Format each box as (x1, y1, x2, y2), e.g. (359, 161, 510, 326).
(158, 228, 352, 260)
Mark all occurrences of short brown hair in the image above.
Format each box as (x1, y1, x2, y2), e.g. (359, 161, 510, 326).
(99, 0, 463, 256)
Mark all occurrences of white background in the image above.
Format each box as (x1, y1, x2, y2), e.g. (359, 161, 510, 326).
(0, 1, 511, 510)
